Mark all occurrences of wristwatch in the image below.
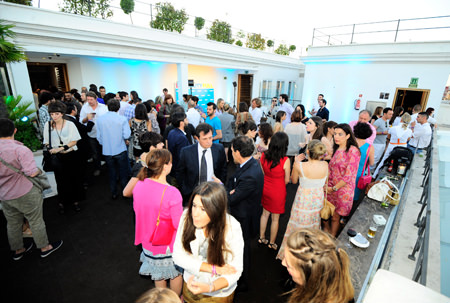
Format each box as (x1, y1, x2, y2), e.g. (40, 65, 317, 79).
(332, 186, 338, 192)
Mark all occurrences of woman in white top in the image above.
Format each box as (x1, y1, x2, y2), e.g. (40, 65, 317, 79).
(373, 113, 412, 178)
(173, 182, 244, 302)
(43, 101, 83, 213)
(284, 110, 307, 158)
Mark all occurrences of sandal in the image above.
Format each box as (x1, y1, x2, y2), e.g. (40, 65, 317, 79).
(258, 237, 268, 245)
(268, 243, 278, 250)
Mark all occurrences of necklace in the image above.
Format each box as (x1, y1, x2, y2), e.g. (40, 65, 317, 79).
(54, 120, 65, 147)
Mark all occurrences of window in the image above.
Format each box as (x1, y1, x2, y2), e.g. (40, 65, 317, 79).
(288, 81, 296, 100)
(261, 80, 273, 104)
(276, 81, 285, 96)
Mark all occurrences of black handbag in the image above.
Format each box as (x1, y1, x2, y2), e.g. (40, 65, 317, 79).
(42, 121, 59, 172)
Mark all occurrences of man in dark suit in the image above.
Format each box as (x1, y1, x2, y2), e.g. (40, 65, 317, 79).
(227, 135, 264, 292)
(65, 103, 94, 189)
(167, 112, 189, 177)
(176, 123, 227, 205)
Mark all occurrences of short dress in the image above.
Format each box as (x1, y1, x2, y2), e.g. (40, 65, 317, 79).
(260, 153, 288, 214)
(327, 146, 361, 217)
(276, 162, 326, 260)
(130, 119, 148, 156)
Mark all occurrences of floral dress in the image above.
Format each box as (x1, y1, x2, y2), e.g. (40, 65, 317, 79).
(276, 162, 326, 260)
(327, 146, 361, 217)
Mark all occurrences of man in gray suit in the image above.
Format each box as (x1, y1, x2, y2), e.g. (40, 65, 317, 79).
(217, 103, 235, 162)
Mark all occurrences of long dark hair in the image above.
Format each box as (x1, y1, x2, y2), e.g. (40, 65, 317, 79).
(310, 116, 325, 140)
(332, 123, 360, 155)
(276, 110, 286, 123)
(259, 122, 273, 145)
(135, 103, 149, 121)
(264, 132, 289, 169)
(182, 182, 231, 266)
(390, 106, 404, 125)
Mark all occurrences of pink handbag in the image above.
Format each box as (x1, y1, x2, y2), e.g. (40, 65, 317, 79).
(149, 186, 175, 246)
(357, 145, 372, 190)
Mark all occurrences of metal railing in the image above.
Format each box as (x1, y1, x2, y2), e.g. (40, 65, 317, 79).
(311, 15, 450, 46)
(407, 137, 433, 285)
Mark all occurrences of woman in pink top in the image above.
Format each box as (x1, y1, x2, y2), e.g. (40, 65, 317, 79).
(133, 149, 183, 296)
(325, 124, 361, 237)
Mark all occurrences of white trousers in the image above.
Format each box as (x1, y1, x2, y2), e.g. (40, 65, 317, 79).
(371, 143, 386, 171)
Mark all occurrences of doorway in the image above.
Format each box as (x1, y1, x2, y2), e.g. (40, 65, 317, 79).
(237, 74, 253, 107)
(392, 88, 430, 113)
(27, 62, 70, 92)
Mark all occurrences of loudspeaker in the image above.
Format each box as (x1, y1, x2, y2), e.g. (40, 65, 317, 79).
(188, 80, 194, 87)
(232, 81, 237, 87)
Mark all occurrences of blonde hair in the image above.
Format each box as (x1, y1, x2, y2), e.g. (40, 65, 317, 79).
(135, 288, 180, 303)
(307, 139, 327, 160)
(286, 229, 354, 303)
(400, 112, 411, 130)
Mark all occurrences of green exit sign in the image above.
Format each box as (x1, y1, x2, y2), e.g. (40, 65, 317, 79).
(409, 77, 419, 88)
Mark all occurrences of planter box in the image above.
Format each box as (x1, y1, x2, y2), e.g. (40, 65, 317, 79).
(33, 150, 57, 199)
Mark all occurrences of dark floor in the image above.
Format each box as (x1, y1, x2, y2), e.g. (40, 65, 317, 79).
(0, 163, 298, 303)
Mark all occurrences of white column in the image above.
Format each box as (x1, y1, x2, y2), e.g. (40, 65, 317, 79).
(6, 61, 35, 111)
(177, 63, 188, 104)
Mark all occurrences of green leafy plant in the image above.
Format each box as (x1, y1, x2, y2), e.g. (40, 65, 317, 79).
(120, 0, 134, 14)
(194, 16, 205, 31)
(150, 2, 189, 34)
(207, 19, 234, 44)
(4, 0, 32, 5)
(236, 30, 245, 39)
(0, 20, 28, 63)
(60, 0, 113, 19)
(289, 45, 297, 52)
(235, 40, 243, 47)
(267, 40, 274, 48)
(3, 95, 41, 151)
(275, 44, 290, 56)
(245, 33, 265, 51)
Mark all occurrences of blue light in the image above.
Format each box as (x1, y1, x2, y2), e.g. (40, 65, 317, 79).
(20, 116, 29, 122)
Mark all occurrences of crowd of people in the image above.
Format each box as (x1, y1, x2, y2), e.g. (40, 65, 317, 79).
(0, 85, 437, 302)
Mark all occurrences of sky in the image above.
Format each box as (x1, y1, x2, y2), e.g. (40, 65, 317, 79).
(36, 0, 450, 55)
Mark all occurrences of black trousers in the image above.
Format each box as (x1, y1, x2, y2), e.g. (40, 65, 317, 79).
(53, 151, 85, 205)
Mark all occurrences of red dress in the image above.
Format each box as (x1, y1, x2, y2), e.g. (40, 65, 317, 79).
(260, 153, 288, 214)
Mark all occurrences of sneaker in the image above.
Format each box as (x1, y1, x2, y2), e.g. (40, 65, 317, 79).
(40, 240, 63, 258)
(13, 242, 34, 261)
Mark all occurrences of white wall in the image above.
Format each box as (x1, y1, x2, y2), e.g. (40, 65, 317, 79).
(301, 41, 450, 123)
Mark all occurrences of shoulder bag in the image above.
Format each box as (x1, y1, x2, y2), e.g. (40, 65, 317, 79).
(357, 145, 372, 189)
(149, 186, 175, 246)
(0, 156, 50, 192)
(320, 174, 335, 220)
(367, 177, 400, 205)
(42, 121, 59, 172)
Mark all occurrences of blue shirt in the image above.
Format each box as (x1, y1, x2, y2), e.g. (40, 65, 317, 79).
(205, 116, 222, 143)
(279, 102, 294, 128)
(124, 104, 136, 121)
(96, 111, 131, 156)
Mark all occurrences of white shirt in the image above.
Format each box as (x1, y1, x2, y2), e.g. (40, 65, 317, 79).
(118, 101, 130, 116)
(173, 211, 244, 297)
(409, 122, 432, 148)
(249, 107, 263, 126)
(408, 113, 419, 128)
(388, 125, 412, 145)
(79, 102, 108, 138)
(392, 116, 402, 127)
(197, 144, 214, 181)
(187, 107, 201, 128)
(43, 120, 81, 151)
